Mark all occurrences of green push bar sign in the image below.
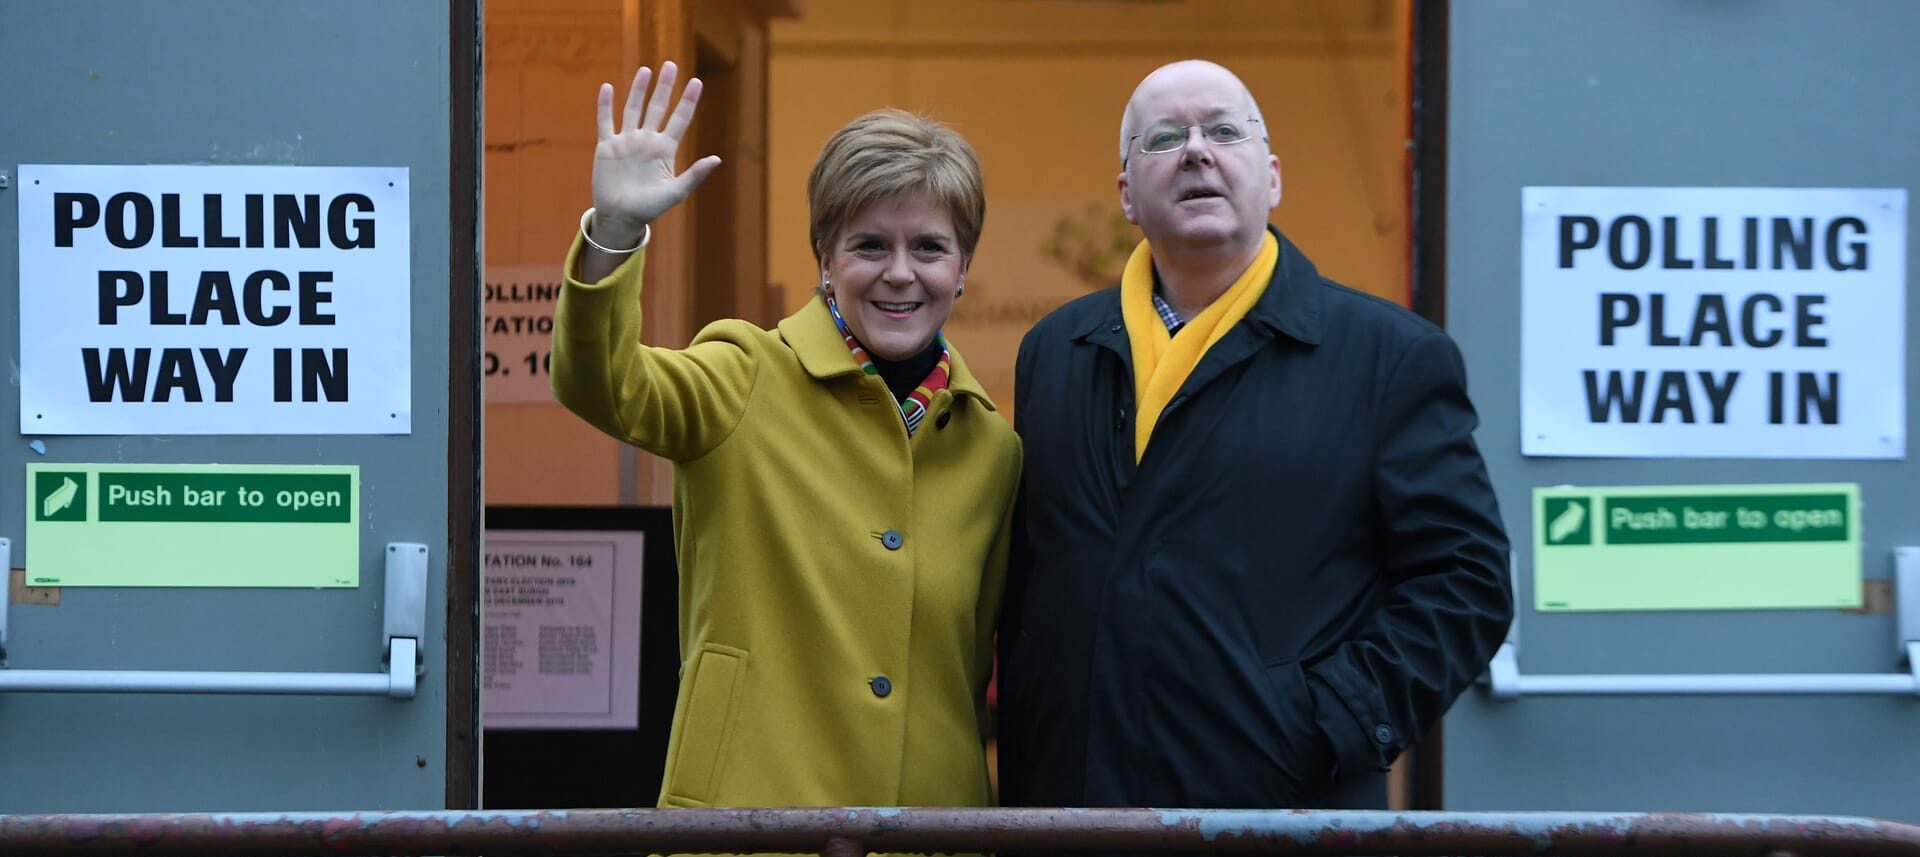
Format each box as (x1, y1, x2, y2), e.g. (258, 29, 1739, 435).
(26, 463, 359, 587)
(1534, 483, 1860, 612)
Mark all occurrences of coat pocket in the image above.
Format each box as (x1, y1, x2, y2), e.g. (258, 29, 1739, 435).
(663, 643, 748, 805)
(1262, 658, 1335, 801)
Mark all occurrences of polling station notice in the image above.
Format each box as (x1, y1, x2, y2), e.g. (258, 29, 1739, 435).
(18, 164, 411, 435)
(1521, 187, 1905, 459)
(482, 531, 644, 730)
(26, 463, 359, 587)
(482, 265, 561, 404)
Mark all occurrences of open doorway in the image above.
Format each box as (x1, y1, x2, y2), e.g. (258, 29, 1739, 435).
(477, 0, 1422, 810)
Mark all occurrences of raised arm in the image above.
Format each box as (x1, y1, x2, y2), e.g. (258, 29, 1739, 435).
(552, 63, 756, 462)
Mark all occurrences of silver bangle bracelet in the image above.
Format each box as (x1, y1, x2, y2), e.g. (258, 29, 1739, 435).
(579, 207, 650, 255)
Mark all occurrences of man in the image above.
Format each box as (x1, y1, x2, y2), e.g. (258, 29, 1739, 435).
(997, 60, 1512, 811)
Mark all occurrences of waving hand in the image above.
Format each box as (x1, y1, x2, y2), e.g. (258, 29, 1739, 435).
(588, 62, 722, 249)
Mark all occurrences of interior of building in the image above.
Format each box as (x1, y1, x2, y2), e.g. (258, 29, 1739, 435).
(480, 0, 1420, 808)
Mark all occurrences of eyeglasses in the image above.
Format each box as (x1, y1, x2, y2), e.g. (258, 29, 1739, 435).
(1125, 118, 1263, 167)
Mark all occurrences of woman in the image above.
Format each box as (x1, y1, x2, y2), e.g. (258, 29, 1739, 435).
(551, 62, 1019, 810)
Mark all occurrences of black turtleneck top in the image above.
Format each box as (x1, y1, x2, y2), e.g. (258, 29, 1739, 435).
(866, 336, 944, 403)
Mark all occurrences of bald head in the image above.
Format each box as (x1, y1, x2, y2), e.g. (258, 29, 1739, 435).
(1114, 58, 1282, 263)
(1119, 60, 1267, 165)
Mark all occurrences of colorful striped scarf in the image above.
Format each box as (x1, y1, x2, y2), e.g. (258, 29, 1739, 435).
(825, 295, 951, 436)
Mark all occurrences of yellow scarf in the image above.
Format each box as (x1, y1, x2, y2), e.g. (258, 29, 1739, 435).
(1120, 231, 1279, 462)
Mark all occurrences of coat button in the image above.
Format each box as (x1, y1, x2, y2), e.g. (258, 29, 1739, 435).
(1373, 723, 1394, 745)
(1109, 323, 1123, 333)
(881, 529, 903, 550)
(935, 410, 951, 429)
(870, 675, 893, 697)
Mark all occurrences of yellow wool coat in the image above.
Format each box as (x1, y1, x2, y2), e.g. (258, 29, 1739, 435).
(550, 238, 1021, 809)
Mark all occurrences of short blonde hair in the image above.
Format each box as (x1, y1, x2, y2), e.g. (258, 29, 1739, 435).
(808, 109, 985, 265)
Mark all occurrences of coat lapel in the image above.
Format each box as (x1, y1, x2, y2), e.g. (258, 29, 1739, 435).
(778, 296, 869, 382)
(1173, 229, 1327, 399)
(1073, 293, 1134, 369)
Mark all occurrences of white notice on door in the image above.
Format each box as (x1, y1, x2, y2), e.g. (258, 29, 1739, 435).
(1521, 186, 1905, 459)
(17, 164, 413, 434)
(482, 531, 644, 729)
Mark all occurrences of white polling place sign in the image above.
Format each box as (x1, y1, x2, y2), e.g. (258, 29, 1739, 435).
(1521, 187, 1905, 459)
(17, 164, 411, 435)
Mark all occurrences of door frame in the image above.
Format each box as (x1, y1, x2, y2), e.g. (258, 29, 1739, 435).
(1408, 0, 1451, 810)
(446, 0, 483, 810)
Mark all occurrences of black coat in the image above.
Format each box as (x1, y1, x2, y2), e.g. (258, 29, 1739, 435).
(998, 228, 1512, 810)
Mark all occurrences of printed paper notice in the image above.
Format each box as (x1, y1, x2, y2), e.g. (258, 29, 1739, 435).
(25, 463, 358, 587)
(18, 164, 411, 435)
(1521, 187, 1904, 458)
(1534, 483, 1861, 611)
(482, 531, 644, 729)
(483, 265, 561, 404)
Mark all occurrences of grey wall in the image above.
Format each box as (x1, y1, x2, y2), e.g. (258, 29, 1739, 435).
(1443, 0, 1920, 820)
(0, 1, 457, 812)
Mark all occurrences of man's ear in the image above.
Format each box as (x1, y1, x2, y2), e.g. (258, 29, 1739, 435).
(1118, 171, 1138, 224)
(1267, 154, 1283, 209)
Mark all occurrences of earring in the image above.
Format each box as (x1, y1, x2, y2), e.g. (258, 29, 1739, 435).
(820, 275, 832, 295)
(956, 278, 965, 298)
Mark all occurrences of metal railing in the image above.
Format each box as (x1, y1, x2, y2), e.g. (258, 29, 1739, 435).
(4, 807, 1920, 857)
